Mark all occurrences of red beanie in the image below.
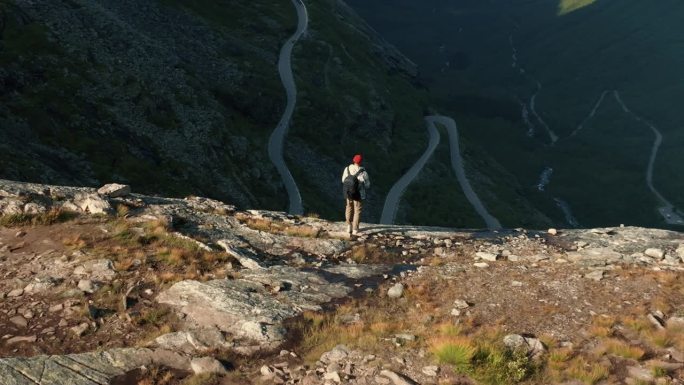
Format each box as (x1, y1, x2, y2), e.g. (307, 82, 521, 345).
(353, 154, 362, 164)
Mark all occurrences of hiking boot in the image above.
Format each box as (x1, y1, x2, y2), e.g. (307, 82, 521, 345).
(347, 224, 352, 234)
(352, 229, 359, 236)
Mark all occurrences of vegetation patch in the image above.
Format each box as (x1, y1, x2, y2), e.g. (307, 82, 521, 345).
(429, 327, 537, 384)
(235, 214, 324, 238)
(0, 208, 78, 227)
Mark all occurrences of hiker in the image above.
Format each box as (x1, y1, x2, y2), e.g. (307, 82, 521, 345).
(342, 154, 370, 235)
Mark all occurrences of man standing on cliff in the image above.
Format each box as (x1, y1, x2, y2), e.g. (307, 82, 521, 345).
(342, 154, 370, 236)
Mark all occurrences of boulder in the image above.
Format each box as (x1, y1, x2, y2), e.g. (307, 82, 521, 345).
(217, 240, 264, 270)
(7, 288, 24, 297)
(9, 316, 28, 328)
(73, 259, 117, 281)
(387, 283, 404, 299)
(71, 323, 89, 337)
(154, 329, 233, 354)
(0, 199, 24, 215)
(24, 277, 58, 293)
(584, 270, 605, 281)
(78, 279, 99, 294)
(379, 370, 419, 385)
(323, 371, 341, 383)
(24, 202, 47, 215)
(157, 267, 350, 352)
(644, 248, 665, 260)
(667, 317, 684, 329)
(676, 244, 684, 261)
(190, 357, 227, 375)
(324, 264, 389, 279)
(319, 345, 349, 365)
(97, 183, 131, 198)
(421, 366, 439, 377)
(73, 193, 112, 215)
(475, 252, 498, 261)
(503, 334, 546, 359)
(627, 366, 654, 382)
(0, 348, 156, 385)
(6, 335, 37, 345)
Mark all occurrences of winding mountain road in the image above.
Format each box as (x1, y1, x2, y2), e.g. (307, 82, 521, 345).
(380, 119, 440, 225)
(569, 90, 609, 137)
(612, 91, 684, 226)
(509, 35, 558, 144)
(268, 0, 308, 215)
(430, 116, 503, 230)
(381, 116, 502, 230)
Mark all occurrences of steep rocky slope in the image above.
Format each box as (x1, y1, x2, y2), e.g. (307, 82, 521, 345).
(0, 179, 683, 384)
(0, 0, 426, 221)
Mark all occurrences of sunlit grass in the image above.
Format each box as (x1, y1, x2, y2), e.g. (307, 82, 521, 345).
(558, 0, 598, 15)
(566, 357, 609, 385)
(430, 336, 476, 371)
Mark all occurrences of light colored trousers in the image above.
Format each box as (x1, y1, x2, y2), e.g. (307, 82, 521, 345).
(345, 199, 363, 231)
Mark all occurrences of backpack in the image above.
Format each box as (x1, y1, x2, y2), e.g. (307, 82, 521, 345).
(343, 166, 365, 200)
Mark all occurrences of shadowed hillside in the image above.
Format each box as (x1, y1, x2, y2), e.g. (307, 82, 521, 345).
(346, 0, 684, 229)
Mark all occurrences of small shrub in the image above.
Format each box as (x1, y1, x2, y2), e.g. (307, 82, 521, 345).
(471, 343, 534, 384)
(138, 307, 171, 327)
(652, 365, 670, 378)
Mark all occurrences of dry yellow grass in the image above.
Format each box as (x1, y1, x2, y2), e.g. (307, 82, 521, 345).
(429, 335, 476, 370)
(589, 315, 616, 338)
(62, 234, 88, 249)
(565, 357, 609, 385)
(114, 258, 136, 272)
(0, 208, 78, 227)
(547, 347, 573, 371)
(621, 315, 653, 333)
(594, 338, 645, 360)
(136, 370, 174, 385)
(237, 216, 322, 238)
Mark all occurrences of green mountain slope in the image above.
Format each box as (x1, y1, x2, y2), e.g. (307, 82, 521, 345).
(0, 0, 425, 219)
(0, 0, 555, 228)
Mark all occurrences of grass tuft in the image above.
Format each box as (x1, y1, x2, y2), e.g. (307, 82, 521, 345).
(0, 209, 78, 227)
(596, 338, 645, 360)
(430, 336, 476, 371)
(237, 215, 323, 238)
(566, 357, 609, 385)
